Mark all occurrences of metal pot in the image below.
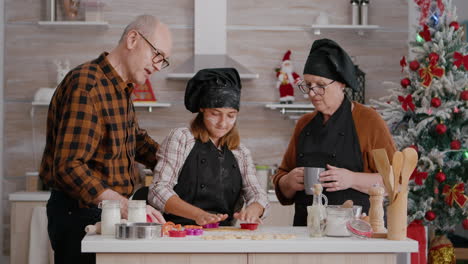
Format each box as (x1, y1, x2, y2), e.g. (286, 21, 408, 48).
(115, 222, 162, 240)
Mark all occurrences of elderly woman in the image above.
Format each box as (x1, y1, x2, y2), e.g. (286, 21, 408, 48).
(149, 68, 269, 226)
(273, 39, 396, 226)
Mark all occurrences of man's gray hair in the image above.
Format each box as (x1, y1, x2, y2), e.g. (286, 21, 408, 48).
(119, 14, 160, 44)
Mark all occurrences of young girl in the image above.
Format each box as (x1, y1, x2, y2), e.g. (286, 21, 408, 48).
(148, 68, 269, 226)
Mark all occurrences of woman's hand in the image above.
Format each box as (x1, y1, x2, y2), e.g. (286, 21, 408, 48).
(279, 167, 305, 191)
(278, 167, 305, 199)
(319, 164, 356, 192)
(146, 205, 166, 224)
(194, 211, 228, 226)
(233, 202, 264, 224)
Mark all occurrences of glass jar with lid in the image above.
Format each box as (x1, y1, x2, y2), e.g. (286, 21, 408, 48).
(128, 200, 147, 223)
(99, 200, 121, 236)
(324, 205, 354, 237)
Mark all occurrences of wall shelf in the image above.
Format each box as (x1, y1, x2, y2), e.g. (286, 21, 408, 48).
(32, 101, 171, 112)
(38, 21, 109, 28)
(310, 24, 380, 36)
(265, 103, 315, 119)
(133, 102, 171, 112)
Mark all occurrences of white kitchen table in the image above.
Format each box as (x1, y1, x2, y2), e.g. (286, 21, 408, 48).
(82, 226, 418, 264)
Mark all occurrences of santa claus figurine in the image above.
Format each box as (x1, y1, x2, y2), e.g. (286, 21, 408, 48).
(276, 50, 300, 104)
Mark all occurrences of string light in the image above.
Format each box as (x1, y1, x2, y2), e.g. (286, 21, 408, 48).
(416, 34, 424, 43)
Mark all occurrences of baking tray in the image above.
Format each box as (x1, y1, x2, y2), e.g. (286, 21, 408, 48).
(115, 222, 162, 240)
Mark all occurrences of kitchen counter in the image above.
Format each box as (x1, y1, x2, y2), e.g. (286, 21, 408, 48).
(82, 226, 417, 264)
(9, 191, 51, 201)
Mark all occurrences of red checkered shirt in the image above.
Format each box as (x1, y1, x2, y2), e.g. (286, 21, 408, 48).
(39, 53, 158, 206)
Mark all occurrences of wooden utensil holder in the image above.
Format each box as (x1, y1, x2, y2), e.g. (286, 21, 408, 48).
(387, 191, 408, 240)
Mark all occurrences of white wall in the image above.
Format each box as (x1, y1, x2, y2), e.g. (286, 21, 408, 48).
(453, 0, 468, 22)
(408, 0, 417, 58)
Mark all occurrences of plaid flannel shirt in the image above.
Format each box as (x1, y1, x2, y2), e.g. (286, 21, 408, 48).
(148, 127, 269, 217)
(39, 53, 158, 206)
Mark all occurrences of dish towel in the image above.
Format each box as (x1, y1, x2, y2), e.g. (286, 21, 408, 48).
(28, 206, 54, 264)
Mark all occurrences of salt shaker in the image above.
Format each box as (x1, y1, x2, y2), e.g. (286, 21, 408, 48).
(369, 184, 386, 233)
(360, 0, 369, 25)
(128, 200, 147, 223)
(351, 0, 360, 25)
(99, 200, 121, 235)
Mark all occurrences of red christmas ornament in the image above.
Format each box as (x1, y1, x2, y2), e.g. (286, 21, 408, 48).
(401, 78, 411, 88)
(411, 169, 428, 186)
(429, 52, 440, 63)
(419, 61, 445, 87)
(398, 94, 415, 111)
(450, 21, 460, 31)
(409, 145, 419, 152)
(450, 140, 461, 150)
(463, 219, 468, 230)
(410, 60, 420, 71)
(454, 52, 468, 69)
(400, 56, 407, 72)
(431, 97, 441, 108)
(461, 90, 468, 101)
(425, 211, 436, 221)
(435, 124, 447, 135)
(436, 172, 446, 183)
(415, 1, 431, 25)
(443, 183, 468, 207)
(454, 107, 460, 113)
(419, 25, 432, 42)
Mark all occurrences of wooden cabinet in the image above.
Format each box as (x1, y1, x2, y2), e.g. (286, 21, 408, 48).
(97, 254, 248, 264)
(96, 253, 395, 264)
(10, 201, 47, 264)
(9, 192, 50, 264)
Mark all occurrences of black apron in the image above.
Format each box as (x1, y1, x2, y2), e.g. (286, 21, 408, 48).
(164, 140, 243, 225)
(294, 98, 368, 226)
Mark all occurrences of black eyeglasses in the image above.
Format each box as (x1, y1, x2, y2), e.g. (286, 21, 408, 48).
(297, 80, 335, 95)
(137, 31, 170, 70)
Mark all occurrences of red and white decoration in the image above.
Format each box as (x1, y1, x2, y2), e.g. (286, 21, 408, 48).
(276, 50, 300, 104)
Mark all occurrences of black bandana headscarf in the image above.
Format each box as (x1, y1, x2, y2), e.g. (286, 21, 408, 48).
(303, 39, 359, 91)
(185, 68, 242, 113)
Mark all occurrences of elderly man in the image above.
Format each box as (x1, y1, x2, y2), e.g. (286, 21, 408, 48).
(39, 14, 172, 264)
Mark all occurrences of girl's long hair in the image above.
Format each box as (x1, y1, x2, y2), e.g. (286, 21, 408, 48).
(190, 112, 240, 150)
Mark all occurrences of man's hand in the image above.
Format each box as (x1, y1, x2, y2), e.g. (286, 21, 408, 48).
(95, 189, 129, 219)
(194, 211, 228, 226)
(146, 205, 166, 224)
(233, 202, 264, 224)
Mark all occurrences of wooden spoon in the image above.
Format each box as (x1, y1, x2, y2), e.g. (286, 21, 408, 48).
(392, 151, 404, 201)
(388, 166, 395, 200)
(372, 148, 393, 197)
(400, 148, 418, 194)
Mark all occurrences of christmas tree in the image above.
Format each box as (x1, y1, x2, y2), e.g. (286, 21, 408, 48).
(371, 0, 467, 235)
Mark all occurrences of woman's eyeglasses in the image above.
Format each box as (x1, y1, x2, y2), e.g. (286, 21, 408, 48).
(297, 80, 335, 95)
